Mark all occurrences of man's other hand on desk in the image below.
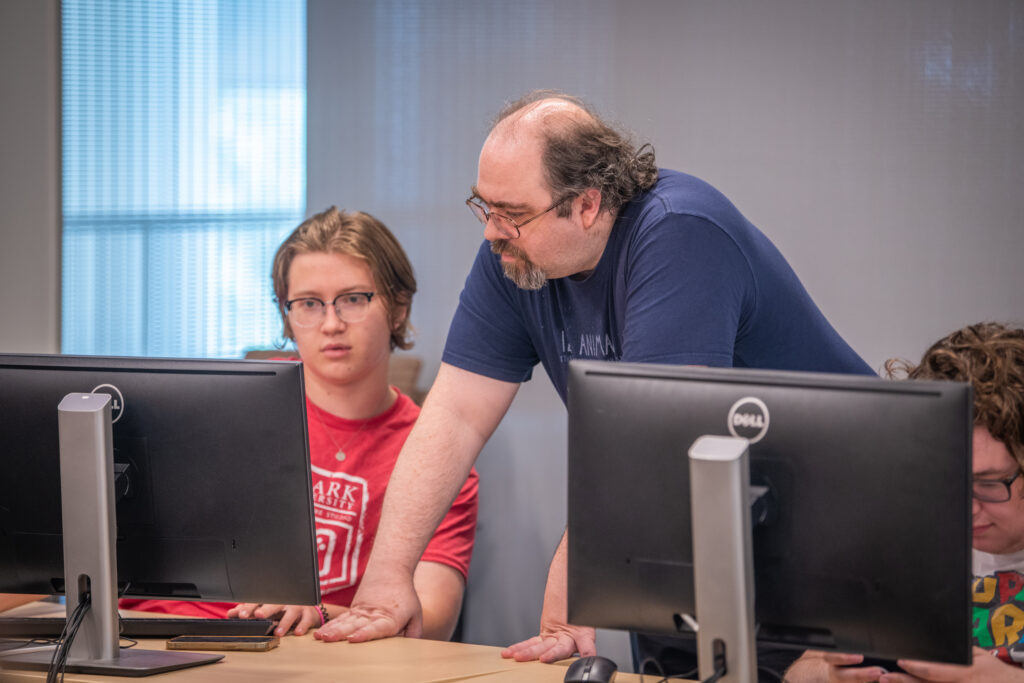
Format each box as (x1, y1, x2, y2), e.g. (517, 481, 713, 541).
(314, 570, 423, 643)
(499, 595, 597, 664)
(502, 530, 597, 663)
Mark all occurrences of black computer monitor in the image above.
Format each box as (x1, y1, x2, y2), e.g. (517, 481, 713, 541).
(567, 360, 972, 669)
(0, 354, 320, 674)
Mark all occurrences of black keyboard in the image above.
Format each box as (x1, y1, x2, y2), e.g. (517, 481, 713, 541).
(0, 616, 275, 639)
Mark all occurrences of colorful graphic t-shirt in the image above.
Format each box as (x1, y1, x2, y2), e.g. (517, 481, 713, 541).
(973, 548, 1024, 666)
(120, 389, 478, 617)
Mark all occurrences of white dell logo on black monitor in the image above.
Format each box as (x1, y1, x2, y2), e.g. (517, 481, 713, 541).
(91, 383, 125, 423)
(727, 396, 769, 443)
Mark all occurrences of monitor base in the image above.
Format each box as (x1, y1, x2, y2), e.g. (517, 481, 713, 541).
(1, 647, 223, 677)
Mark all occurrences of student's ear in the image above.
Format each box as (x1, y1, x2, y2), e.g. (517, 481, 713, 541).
(391, 305, 409, 331)
(576, 188, 603, 229)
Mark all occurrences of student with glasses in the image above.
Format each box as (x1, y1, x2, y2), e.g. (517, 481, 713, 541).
(119, 207, 479, 641)
(315, 90, 871, 672)
(787, 322, 1024, 683)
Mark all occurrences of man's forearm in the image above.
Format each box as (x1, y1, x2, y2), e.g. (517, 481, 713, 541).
(366, 416, 476, 576)
(365, 363, 517, 578)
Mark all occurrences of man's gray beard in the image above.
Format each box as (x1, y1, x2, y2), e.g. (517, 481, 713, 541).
(492, 239, 547, 290)
(501, 260, 547, 290)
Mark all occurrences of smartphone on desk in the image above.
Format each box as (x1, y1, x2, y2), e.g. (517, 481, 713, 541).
(166, 635, 280, 652)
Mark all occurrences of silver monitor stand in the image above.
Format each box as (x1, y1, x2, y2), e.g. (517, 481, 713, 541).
(688, 435, 758, 683)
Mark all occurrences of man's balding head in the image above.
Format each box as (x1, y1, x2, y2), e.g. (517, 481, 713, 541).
(483, 90, 658, 217)
(489, 93, 595, 144)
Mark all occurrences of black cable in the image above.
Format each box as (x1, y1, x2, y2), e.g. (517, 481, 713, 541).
(699, 639, 727, 683)
(46, 609, 71, 682)
(46, 594, 90, 683)
(47, 601, 83, 683)
(4, 637, 58, 652)
(637, 655, 699, 682)
(637, 654, 666, 681)
(700, 669, 725, 683)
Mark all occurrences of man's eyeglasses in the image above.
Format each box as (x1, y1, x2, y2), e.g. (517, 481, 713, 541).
(973, 470, 1022, 503)
(285, 292, 375, 327)
(465, 195, 570, 239)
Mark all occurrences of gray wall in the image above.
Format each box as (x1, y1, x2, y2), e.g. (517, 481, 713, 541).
(0, 0, 60, 354)
(306, 0, 1024, 663)
(3, 0, 1023, 669)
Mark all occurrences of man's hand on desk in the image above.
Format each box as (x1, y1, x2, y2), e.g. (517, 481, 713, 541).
(500, 564, 596, 663)
(502, 529, 597, 663)
(228, 603, 336, 638)
(501, 626, 597, 664)
(314, 571, 422, 643)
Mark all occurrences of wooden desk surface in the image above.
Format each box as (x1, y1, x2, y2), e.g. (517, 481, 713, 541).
(1, 634, 654, 683)
(2, 628, 651, 683)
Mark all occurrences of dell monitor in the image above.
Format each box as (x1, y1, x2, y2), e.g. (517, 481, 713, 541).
(566, 360, 971, 678)
(0, 354, 321, 675)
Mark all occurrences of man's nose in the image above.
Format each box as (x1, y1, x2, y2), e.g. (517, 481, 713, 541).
(482, 216, 508, 242)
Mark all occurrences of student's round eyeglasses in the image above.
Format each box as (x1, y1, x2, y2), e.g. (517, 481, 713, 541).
(285, 292, 375, 327)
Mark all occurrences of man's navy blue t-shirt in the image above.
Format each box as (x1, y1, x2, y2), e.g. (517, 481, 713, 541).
(443, 169, 873, 401)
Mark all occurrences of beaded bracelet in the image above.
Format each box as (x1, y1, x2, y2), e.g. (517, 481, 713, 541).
(317, 603, 330, 625)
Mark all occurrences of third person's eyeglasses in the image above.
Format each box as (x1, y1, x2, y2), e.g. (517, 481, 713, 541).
(973, 470, 1022, 503)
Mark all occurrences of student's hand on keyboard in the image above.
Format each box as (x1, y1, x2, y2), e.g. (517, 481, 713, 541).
(228, 603, 322, 637)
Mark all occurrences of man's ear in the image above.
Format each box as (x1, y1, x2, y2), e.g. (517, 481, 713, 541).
(576, 188, 603, 229)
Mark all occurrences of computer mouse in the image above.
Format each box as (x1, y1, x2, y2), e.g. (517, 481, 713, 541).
(563, 654, 617, 683)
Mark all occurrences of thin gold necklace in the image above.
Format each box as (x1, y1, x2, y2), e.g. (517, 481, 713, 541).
(310, 402, 369, 462)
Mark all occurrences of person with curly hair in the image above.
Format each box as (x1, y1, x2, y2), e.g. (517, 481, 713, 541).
(315, 89, 871, 669)
(787, 322, 1024, 682)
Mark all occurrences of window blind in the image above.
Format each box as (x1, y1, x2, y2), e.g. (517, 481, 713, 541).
(61, 0, 305, 358)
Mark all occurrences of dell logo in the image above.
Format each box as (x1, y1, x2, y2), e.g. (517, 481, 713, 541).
(727, 397, 770, 443)
(91, 383, 125, 424)
(732, 412, 765, 429)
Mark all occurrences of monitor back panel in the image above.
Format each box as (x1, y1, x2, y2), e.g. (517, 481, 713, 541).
(0, 355, 320, 606)
(567, 361, 971, 664)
